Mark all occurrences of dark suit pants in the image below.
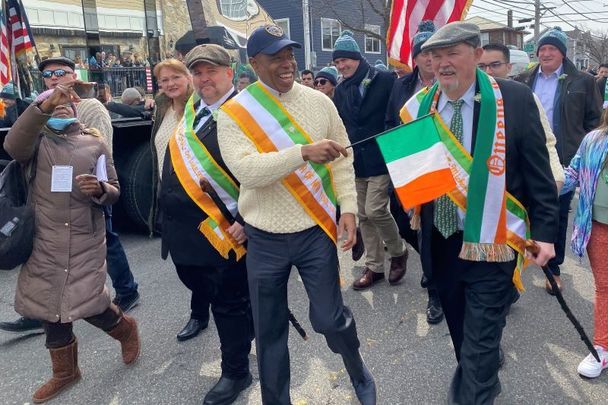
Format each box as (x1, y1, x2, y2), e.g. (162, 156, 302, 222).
(175, 265, 210, 324)
(547, 191, 574, 276)
(245, 225, 361, 405)
(104, 206, 138, 299)
(431, 229, 513, 405)
(174, 262, 252, 379)
(43, 304, 122, 349)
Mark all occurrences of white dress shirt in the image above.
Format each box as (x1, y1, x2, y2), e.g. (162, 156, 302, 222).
(533, 64, 563, 132)
(194, 86, 235, 133)
(436, 82, 476, 229)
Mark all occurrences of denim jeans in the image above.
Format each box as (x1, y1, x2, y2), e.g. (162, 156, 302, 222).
(105, 206, 138, 298)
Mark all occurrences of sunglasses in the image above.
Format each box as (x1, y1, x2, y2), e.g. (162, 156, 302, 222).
(41, 69, 73, 78)
(314, 79, 329, 86)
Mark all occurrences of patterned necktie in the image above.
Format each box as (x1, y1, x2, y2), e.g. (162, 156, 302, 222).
(193, 106, 211, 130)
(434, 99, 464, 239)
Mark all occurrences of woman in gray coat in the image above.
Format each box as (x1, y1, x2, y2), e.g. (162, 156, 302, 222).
(3, 83, 140, 404)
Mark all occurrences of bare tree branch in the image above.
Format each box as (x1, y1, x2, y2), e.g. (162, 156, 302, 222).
(318, 0, 390, 41)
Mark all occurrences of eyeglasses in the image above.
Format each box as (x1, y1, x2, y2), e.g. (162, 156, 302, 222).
(41, 69, 73, 78)
(477, 62, 508, 70)
(314, 79, 328, 86)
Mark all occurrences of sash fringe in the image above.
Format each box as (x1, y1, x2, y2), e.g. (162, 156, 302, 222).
(459, 242, 515, 262)
(198, 220, 231, 260)
(410, 212, 421, 231)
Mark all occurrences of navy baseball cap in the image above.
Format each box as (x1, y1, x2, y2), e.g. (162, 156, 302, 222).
(247, 25, 301, 57)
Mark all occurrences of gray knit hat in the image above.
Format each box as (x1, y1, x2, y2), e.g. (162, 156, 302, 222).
(332, 30, 362, 61)
(537, 27, 567, 57)
(374, 59, 389, 71)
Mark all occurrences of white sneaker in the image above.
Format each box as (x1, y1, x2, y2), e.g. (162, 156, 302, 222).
(577, 346, 608, 378)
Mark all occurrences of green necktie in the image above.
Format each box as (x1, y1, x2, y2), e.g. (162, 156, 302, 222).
(434, 99, 464, 239)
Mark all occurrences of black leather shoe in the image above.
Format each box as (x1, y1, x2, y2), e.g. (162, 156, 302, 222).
(177, 318, 208, 342)
(203, 373, 253, 405)
(0, 317, 43, 333)
(350, 363, 376, 405)
(426, 292, 444, 325)
(112, 292, 140, 313)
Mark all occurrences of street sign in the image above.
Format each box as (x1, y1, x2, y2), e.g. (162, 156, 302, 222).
(524, 42, 535, 53)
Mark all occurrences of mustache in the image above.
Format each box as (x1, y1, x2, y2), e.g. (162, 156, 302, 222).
(438, 68, 456, 75)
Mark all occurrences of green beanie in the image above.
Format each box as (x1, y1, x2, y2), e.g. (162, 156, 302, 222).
(332, 30, 362, 61)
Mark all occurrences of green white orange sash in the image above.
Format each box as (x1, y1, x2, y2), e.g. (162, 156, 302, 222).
(603, 79, 608, 109)
(169, 94, 246, 261)
(221, 82, 338, 243)
(400, 70, 530, 291)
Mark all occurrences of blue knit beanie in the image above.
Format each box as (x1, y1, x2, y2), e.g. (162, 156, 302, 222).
(315, 66, 338, 86)
(412, 20, 436, 59)
(332, 30, 362, 61)
(537, 27, 567, 57)
(374, 59, 388, 71)
(0, 82, 17, 100)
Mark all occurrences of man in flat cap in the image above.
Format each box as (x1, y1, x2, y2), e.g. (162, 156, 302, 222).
(156, 44, 254, 405)
(217, 25, 376, 405)
(400, 21, 559, 403)
(0, 57, 141, 333)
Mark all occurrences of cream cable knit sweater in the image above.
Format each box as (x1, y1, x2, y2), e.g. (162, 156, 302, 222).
(217, 81, 357, 234)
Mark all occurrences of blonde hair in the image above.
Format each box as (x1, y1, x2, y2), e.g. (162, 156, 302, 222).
(153, 58, 189, 79)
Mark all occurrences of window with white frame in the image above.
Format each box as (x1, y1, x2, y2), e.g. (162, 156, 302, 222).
(365, 24, 381, 54)
(321, 18, 341, 51)
(275, 18, 291, 39)
(480, 32, 489, 46)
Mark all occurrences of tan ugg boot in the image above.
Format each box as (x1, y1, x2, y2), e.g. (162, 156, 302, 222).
(32, 339, 81, 404)
(107, 314, 140, 365)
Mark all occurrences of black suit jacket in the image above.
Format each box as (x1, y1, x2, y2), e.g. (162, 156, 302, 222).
(419, 79, 559, 280)
(159, 91, 243, 267)
(514, 58, 602, 166)
(385, 67, 420, 130)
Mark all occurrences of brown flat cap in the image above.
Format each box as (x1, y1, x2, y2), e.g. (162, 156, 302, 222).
(185, 44, 231, 69)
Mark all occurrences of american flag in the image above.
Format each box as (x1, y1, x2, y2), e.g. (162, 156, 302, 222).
(7, 0, 34, 58)
(0, 4, 10, 87)
(387, 0, 473, 67)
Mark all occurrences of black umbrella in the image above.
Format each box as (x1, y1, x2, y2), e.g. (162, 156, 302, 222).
(527, 241, 600, 362)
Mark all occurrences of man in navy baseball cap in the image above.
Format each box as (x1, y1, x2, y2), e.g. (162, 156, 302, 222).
(246, 24, 301, 57)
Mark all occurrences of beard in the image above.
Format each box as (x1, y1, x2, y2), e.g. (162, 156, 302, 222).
(439, 79, 459, 94)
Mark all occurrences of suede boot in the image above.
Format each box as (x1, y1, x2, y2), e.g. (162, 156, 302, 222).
(107, 314, 140, 365)
(32, 339, 81, 404)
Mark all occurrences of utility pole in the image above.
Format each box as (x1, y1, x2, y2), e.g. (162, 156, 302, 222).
(534, 0, 541, 42)
(302, 0, 312, 69)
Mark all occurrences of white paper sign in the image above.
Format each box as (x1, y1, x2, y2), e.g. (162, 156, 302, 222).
(96, 154, 108, 182)
(51, 165, 73, 192)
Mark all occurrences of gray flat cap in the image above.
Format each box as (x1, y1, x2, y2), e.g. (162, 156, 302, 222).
(185, 44, 231, 69)
(421, 21, 480, 51)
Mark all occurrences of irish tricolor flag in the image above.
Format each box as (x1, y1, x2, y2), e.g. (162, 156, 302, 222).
(376, 114, 456, 209)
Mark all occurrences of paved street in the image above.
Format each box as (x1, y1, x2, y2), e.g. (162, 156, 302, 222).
(1, 217, 606, 404)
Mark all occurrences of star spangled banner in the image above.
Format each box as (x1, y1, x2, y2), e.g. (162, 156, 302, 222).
(387, 0, 473, 67)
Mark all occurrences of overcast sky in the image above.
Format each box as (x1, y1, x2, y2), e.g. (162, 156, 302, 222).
(467, 0, 608, 36)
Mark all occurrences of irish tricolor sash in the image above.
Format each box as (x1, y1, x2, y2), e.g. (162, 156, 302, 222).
(400, 70, 530, 291)
(169, 94, 246, 261)
(221, 82, 338, 243)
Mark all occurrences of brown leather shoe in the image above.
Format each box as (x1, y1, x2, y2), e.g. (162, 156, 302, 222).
(32, 339, 81, 404)
(108, 314, 141, 365)
(545, 275, 562, 295)
(388, 250, 409, 285)
(352, 268, 384, 290)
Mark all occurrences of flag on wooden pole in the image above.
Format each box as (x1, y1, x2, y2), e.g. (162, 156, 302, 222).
(387, 0, 473, 67)
(376, 114, 456, 209)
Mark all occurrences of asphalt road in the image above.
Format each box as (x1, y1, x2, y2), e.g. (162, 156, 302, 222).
(1, 219, 606, 404)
